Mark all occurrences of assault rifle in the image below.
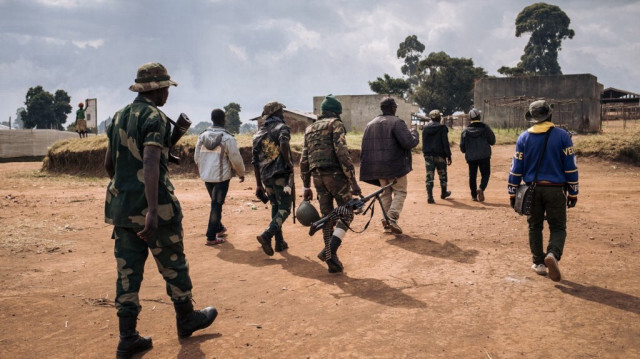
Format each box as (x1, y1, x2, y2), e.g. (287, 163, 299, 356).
(168, 113, 192, 164)
(308, 179, 396, 236)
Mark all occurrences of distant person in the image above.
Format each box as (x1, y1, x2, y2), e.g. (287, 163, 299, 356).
(300, 94, 361, 272)
(422, 109, 452, 204)
(508, 100, 579, 282)
(252, 101, 293, 255)
(104, 62, 217, 359)
(194, 108, 245, 246)
(360, 97, 419, 234)
(459, 108, 496, 201)
(76, 102, 88, 138)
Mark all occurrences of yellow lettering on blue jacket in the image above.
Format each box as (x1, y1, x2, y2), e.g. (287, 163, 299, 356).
(562, 146, 575, 156)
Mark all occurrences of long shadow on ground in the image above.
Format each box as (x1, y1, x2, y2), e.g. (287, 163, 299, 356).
(555, 280, 640, 315)
(213, 242, 426, 309)
(387, 234, 479, 264)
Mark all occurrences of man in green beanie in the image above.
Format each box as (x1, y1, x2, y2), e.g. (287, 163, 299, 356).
(300, 94, 361, 273)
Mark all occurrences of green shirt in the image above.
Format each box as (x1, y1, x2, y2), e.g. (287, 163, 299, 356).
(76, 108, 86, 120)
(104, 95, 182, 228)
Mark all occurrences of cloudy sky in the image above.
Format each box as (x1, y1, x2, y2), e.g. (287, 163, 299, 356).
(1, 0, 639, 127)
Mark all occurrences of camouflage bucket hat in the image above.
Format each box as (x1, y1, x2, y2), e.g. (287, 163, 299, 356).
(129, 62, 178, 92)
(429, 109, 442, 120)
(525, 100, 553, 123)
(261, 101, 286, 120)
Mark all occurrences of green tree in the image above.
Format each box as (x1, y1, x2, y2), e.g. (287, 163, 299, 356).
(413, 51, 487, 115)
(397, 35, 426, 85)
(498, 2, 575, 76)
(20, 86, 72, 129)
(224, 102, 241, 134)
(368, 74, 410, 97)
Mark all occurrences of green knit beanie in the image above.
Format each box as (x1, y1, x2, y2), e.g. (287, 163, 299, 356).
(321, 94, 342, 114)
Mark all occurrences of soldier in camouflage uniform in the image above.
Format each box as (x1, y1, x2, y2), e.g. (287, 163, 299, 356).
(252, 101, 294, 256)
(422, 109, 452, 204)
(104, 63, 217, 359)
(300, 94, 362, 273)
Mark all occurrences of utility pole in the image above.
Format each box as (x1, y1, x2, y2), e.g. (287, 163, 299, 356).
(8, 116, 11, 130)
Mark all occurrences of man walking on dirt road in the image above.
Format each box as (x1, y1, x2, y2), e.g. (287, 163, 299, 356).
(104, 62, 217, 359)
(300, 94, 361, 272)
(360, 97, 419, 235)
(252, 101, 294, 256)
(194, 108, 245, 246)
(422, 109, 452, 204)
(508, 100, 579, 282)
(459, 108, 496, 202)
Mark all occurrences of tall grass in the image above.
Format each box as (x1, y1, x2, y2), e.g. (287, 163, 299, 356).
(574, 128, 640, 165)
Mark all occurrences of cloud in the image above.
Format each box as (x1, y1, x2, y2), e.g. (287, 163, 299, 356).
(228, 44, 248, 62)
(72, 39, 104, 49)
(36, 0, 105, 8)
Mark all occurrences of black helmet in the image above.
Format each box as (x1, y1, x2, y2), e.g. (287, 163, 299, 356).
(296, 201, 321, 227)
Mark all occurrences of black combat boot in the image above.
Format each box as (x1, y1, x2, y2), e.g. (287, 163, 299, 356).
(174, 300, 218, 339)
(427, 188, 435, 204)
(116, 316, 152, 359)
(274, 229, 289, 252)
(440, 186, 451, 199)
(325, 236, 344, 273)
(256, 225, 276, 256)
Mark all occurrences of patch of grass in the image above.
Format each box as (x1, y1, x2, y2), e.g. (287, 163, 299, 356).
(574, 128, 640, 165)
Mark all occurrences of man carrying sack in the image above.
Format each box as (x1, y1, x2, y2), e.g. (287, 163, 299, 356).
(508, 100, 579, 282)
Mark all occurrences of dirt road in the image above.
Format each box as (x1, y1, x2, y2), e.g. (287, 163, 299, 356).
(0, 145, 638, 358)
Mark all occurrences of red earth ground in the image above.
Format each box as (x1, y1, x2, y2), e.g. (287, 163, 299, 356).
(0, 144, 638, 358)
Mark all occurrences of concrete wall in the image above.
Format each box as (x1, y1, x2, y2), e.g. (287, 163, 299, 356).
(474, 74, 602, 132)
(0, 129, 79, 158)
(313, 94, 419, 132)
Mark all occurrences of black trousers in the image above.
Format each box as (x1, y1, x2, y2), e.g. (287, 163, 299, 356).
(205, 180, 230, 240)
(467, 158, 491, 198)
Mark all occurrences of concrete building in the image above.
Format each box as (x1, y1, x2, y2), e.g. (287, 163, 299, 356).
(252, 109, 317, 133)
(312, 94, 419, 132)
(474, 74, 603, 133)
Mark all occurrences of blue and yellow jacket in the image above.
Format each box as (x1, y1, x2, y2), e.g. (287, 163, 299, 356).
(508, 122, 579, 198)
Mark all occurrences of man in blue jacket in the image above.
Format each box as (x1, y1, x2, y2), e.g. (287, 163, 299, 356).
(508, 100, 579, 282)
(460, 109, 495, 201)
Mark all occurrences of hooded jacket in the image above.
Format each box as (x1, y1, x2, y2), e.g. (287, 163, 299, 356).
(194, 126, 245, 183)
(421, 121, 451, 158)
(359, 114, 419, 185)
(459, 121, 496, 162)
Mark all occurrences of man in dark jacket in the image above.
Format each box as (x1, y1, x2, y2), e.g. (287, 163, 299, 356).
(360, 97, 419, 234)
(459, 108, 496, 201)
(422, 109, 452, 204)
(252, 101, 293, 256)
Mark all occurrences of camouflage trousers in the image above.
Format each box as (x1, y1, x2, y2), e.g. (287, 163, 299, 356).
(313, 171, 353, 259)
(424, 155, 448, 191)
(313, 171, 353, 231)
(113, 222, 192, 318)
(263, 175, 292, 232)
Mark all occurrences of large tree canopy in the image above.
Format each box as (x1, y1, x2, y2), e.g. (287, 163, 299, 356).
(224, 102, 242, 134)
(369, 34, 486, 115)
(498, 2, 575, 76)
(20, 86, 72, 130)
(368, 74, 410, 97)
(397, 35, 426, 84)
(414, 52, 487, 115)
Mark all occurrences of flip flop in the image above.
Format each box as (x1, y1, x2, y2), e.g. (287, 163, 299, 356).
(205, 238, 226, 246)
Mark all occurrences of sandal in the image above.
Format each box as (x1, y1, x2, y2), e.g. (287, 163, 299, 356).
(205, 238, 226, 246)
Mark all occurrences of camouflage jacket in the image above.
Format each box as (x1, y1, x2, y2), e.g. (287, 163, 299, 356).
(252, 116, 292, 182)
(104, 95, 182, 228)
(300, 115, 356, 188)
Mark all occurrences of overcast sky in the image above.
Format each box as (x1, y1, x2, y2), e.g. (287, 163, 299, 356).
(1, 0, 639, 127)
